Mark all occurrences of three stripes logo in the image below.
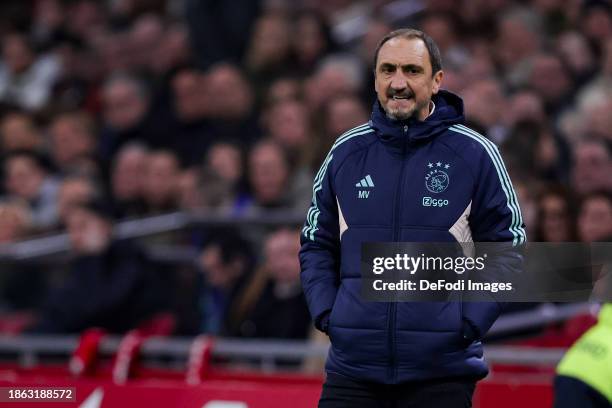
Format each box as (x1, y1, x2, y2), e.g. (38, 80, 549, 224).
(356, 175, 375, 199)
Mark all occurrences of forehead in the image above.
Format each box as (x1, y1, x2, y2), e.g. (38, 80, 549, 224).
(583, 197, 612, 212)
(8, 156, 37, 170)
(578, 143, 608, 158)
(377, 37, 431, 68)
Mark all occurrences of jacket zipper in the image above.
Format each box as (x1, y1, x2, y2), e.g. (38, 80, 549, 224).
(387, 124, 409, 383)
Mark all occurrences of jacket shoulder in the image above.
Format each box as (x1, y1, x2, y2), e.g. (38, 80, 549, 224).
(327, 122, 377, 164)
(438, 123, 499, 169)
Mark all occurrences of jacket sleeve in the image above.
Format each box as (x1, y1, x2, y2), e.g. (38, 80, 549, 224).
(463, 141, 527, 340)
(299, 154, 341, 333)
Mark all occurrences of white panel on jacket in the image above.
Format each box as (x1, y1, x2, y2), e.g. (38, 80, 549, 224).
(337, 197, 348, 240)
(449, 201, 474, 257)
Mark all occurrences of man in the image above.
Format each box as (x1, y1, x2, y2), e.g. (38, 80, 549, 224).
(29, 199, 166, 333)
(554, 304, 612, 408)
(299, 29, 526, 407)
(3, 150, 60, 229)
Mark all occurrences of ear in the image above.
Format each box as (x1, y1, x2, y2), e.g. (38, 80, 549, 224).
(431, 70, 444, 95)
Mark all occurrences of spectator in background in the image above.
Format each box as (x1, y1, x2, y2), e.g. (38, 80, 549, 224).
(581, 2, 612, 52)
(245, 11, 294, 89)
(150, 23, 191, 77)
(56, 175, 99, 226)
(205, 142, 244, 191)
(64, 0, 106, 43)
(50, 36, 98, 111)
(228, 228, 310, 339)
(556, 31, 597, 88)
(30, 0, 66, 51)
(263, 97, 315, 171)
(196, 231, 253, 335)
(48, 111, 97, 176)
(0, 32, 62, 110)
(170, 65, 208, 124)
(167, 66, 223, 166)
(527, 52, 574, 117)
(323, 93, 369, 145)
(29, 199, 166, 333)
(0, 200, 31, 243)
(0, 111, 44, 153)
(292, 10, 336, 76)
(571, 139, 612, 196)
(462, 78, 507, 143)
(185, 0, 261, 70)
(203, 63, 259, 144)
(205, 64, 253, 123)
(245, 139, 309, 212)
(265, 76, 303, 105)
(3, 151, 59, 230)
(142, 150, 181, 215)
(99, 73, 152, 161)
(568, 35, 612, 139)
(199, 141, 248, 211)
(304, 54, 364, 113)
(577, 192, 612, 243)
(495, 7, 543, 88)
(535, 186, 577, 242)
(502, 120, 566, 181)
(126, 13, 165, 74)
(0, 200, 45, 312)
(314, 93, 369, 168)
(110, 143, 147, 219)
(419, 12, 469, 70)
(505, 89, 547, 128)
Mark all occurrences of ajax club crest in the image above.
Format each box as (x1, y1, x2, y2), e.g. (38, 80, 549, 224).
(425, 161, 450, 193)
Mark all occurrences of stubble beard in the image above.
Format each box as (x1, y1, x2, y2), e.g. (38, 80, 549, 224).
(384, 98, 429, 121)
(385, 106, 416, 121)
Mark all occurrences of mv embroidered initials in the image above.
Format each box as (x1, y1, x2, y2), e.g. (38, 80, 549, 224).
(356, 175, 374, 199)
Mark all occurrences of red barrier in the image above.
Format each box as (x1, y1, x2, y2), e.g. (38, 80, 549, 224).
(186, 335, 215, 384)
(111, 330, 146, 384)
(70, 328, 106, 377)
(0, 363, 553, 408)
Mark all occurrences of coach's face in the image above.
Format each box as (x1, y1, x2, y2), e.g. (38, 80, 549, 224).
(375, 37, 443, 121)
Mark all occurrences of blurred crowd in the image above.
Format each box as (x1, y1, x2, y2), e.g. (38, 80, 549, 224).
(0, 0, 611, 340)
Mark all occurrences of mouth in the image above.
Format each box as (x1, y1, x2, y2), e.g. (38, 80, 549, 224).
(391, 95, 412, 100)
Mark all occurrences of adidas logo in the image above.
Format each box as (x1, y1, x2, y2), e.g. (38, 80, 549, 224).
(355, 175, 375, 188)
(356, 175, 374, 199)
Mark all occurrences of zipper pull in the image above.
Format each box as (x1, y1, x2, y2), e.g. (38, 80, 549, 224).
(403, 125, 408, 133)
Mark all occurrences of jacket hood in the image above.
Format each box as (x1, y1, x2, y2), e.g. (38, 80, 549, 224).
(369, 89, 465, 146)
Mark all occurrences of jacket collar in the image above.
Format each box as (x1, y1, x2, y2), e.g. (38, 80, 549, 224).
(369, 89, 465, 152)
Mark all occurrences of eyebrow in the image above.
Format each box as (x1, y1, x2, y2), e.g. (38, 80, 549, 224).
(379, 63, 424, 72)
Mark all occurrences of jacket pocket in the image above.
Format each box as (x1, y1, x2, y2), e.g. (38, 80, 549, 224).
(329, 284, 342, 329)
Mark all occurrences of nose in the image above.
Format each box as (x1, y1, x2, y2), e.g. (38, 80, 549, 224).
(389, 71, 408, 91)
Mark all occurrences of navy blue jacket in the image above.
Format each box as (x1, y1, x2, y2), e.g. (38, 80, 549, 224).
(299, 90, 526, 384)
